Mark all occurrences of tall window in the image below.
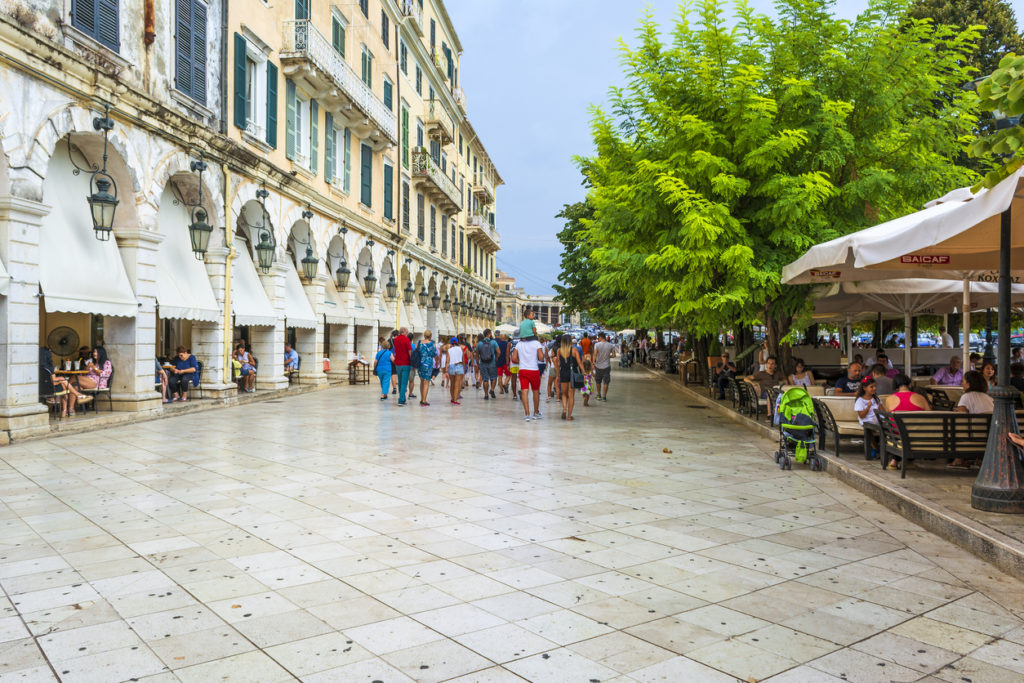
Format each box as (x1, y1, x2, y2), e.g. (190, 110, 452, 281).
(383, 160, 394, 221)
(451, 223, 456, 262)
(416, 120, 424, 148)
(72, 0, 120, 51)
(331, 12, 346, 59)
(401, 105, 410, 168)
(383, 76, 393, 111)
(415, 65, 422, 96)
(399, 41, 408, 74)
(430, 205, 436, 248)
(440, 214, 447, 255)
(294, 0, 308, 19)
(175, 0, 207, 104)
(402, 180, 410, 233)
(360, 143, 372, 207)
(417, 193, 425, 240)
(360, 45, 373, 88)
(381, 9, 390, 49)
(343, 128, 352, 193)
(235, 33, 276, 148)
(359, 0, 368, 17)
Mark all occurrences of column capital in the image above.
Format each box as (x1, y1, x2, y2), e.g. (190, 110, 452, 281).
(0, 195, 51, 222)
(115, 229, 165, 249)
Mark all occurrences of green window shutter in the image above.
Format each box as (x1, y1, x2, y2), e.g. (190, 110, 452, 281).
(266, 62, 278, 147)
(96, 0, 119, 51)
(344, 128, 351, 193)
(383, 80, 392, 111)
(295, 0, 308, 19)
(285, 79, 296, 160)
(360, 144, 372, 207)
(360, 49, 367, 85)
(332, 18, 344, 56)
(310, 99, 319, 174)
(190, 0, 207, 105)
(401, 108, 409, 169)
(233, 33, 247, 129)
(383, 164, 393, 220)
(325, 112, 335, 183)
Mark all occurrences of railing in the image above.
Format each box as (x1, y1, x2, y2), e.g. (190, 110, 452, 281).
(451, 85, 466, 110)
(282, 20, 397, 144)
(426, 99, 454, 142)
(412, 150, 462, 210)
(472, 171, 494, 199)
(467, 211, 500, 248)
(399, 0, 423, 33)
(431, 47, 449, 81)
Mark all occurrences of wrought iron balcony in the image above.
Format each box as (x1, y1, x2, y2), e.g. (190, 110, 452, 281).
(467, 212, 500, 251)
(412, 149, 462, 214)
(426, 99, 454, 146)
(399, 0, 423, 35)
(472, 171, 494, 204)
(281, 20, 397, 150)
(451, 85, 466, 111)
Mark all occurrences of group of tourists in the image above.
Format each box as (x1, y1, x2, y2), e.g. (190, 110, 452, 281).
(371, 309, 617, 422)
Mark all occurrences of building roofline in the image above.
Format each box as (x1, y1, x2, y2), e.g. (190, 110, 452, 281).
(435, 0, 464, 54)
(462, 118, 504, 185)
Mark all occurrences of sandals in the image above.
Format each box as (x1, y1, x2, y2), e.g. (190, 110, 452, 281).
(568, 416, 574, 421)
(561, 412, 567, 420)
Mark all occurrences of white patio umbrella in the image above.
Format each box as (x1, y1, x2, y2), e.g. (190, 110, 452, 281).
(535, 321, 554, 335)
(496, 323, 517, 335)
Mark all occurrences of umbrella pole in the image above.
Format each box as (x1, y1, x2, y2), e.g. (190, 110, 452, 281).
(904, 310, 912, 375)
(972, 205, 1024, 513)
(962, 278, 970, 370)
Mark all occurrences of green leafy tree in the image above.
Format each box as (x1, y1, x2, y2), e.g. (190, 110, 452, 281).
(576, 0, 981, 364)
(969, 52, 1024, 185)
(909, 0, 1024, 76)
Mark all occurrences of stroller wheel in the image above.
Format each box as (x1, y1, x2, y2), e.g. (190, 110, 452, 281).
(785, 457, 793, 470)
(773, 451, 781, 463)
(778, 457, 787, 470)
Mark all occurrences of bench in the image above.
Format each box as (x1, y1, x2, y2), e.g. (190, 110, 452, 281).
(813, 397, 865, 455)
(876, 408, 991, 479)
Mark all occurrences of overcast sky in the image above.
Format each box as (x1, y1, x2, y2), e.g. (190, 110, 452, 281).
(446, 0, 1024, 296)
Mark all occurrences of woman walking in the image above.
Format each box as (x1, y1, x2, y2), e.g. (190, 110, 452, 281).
(374, 340, 394, 401)
(445, 336, 465, 405)
(418, 331, 437, 406)
(555, 334, 584, 420)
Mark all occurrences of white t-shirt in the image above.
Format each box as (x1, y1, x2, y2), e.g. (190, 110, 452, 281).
(447, 345, 464, 365)
(958, 391, 994, 413)
(516, 340, 543, 372)
(855, 396, 880, 425)
(941, 332, 955, 348)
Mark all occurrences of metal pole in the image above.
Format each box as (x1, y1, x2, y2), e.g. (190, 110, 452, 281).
(963, 277, 970, 370)
(984, 308, 995, 364)
(972, 205, 1024, 512)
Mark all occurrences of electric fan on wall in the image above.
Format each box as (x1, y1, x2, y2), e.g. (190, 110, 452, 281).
(47, 326, 80, 359)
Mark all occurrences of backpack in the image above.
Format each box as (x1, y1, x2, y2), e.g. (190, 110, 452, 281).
(479, 339, 494, 363)
(410, 344, 421, 369)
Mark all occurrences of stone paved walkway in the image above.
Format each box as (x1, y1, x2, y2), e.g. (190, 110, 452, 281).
(1, 367, 1023, 682)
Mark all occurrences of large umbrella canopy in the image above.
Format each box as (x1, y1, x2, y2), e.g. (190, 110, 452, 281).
(535, 321, 554, 335)
(496, 323, 517, 335)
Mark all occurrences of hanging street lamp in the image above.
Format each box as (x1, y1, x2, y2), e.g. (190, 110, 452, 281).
(299, 205, 318, 280)
(404, 279, 415, 304)
(67, 105, 119, 240)
(330, 226, 351, 289)
(251, 185, 275, 274)
(187, 157, 212, 259)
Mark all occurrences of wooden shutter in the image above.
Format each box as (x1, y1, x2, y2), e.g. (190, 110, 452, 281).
(325, 113, 335, 183)
(401, 108, 409, 168)
(402, 182, 410, 232)
(310, 99, 319, 174)
(72, 0, 96, 36)
(266, 62, 278, 147)
(295, 0, 309, 19)
(191, 0, 207, 104)
(175, 0, 193, 97)
(383, 80, 392, 111)
(96, 0, 119, 50)
(360, 144, 372, 207)
(344, 129, 351, 192)
(384, 164, 393, 220)
(233, 33, 247, 129)
(332, 18, 344, 55)
(285, 79, 296, 160)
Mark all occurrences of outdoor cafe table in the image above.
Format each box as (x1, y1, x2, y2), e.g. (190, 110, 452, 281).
(55, 369, 89, 388)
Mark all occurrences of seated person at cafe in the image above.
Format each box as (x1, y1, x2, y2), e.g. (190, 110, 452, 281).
(969, 352, 982, 370)
(932, 355, 963, 386)
(745, 356, 785, 397)
(832, 362, 863, 395)
(869, 363, 895, 395)
(1009, 363, 1024, 393)
(155, 358, 169, 403)
(40, 346, 89, 417)
(77, 346, 112, 391)
(234, 343, 256, 392)
(957, 370, 994, 414)
(284, 343, 299, 373)
(875, 352, 899, 378)
(168, 346, 198, 401)
(715, 352, 737, 399)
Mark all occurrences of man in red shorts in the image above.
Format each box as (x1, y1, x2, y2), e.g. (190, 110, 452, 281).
(512, 337, 544, 421)
(495, 333, 511, 393)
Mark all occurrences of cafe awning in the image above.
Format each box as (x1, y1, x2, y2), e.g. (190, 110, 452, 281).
(156, 200, 220, 321)
(231, 246, 277, 327)
(322, 282, 347, 325)
(39, 154, 137, 317)
(0, 256, 9, 296)
(283, 258, 317, 330)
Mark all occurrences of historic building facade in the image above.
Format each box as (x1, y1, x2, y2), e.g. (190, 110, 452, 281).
(0, 0, 501, 439)
(494, 270, 564, 328)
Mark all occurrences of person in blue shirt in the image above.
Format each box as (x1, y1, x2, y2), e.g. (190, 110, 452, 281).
(283, 343, 299, 372)
(169, 346, 198, 401)
(374, 340, 394, 401)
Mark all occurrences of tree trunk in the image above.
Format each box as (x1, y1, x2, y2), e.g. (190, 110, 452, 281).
(764, 310, 794, 375)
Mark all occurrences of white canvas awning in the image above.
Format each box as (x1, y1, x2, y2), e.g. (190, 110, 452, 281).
(352, 286, 375, 327)
(283, 258, 317, 330)
(231, 246, 277, 327)
(322, 283, 347, 325)
(39, 154, 137, 317)
(0, 256, 9, 296)
(155, 196, 220, 321)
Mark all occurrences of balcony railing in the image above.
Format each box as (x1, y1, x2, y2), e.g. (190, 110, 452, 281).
(451, 85, 466, 111)
(472, 172, 494, 203)
(282, 20, 397, 146)
(426, 98, 454, 145)
(467, 212, 501, 250)
(431, 47, 449, 81)
(412, 149, 462, 212)
(399, 0, 423, 35)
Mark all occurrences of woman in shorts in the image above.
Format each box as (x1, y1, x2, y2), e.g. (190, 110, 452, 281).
(445, 337, 466, 405)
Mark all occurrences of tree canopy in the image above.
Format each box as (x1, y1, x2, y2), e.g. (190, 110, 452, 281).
(570, 0, 983, 351)
(909, 0, 1024, 77)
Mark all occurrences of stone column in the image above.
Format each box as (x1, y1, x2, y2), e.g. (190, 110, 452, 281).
(192, 246, 235, 397)
(0, 196, 51, 439)
(255, 262, 288, 390)
(300, 275, 327, 385)
(326, 322, 352, 382)
(107, 229, 162, 412)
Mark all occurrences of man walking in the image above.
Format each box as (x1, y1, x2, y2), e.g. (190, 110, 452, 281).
(476, 329, 499, 399)
(392, 326, 412, 405)
(512, 336, 544, 421)
(495, 333, 511, 394)
(592, 332, 615, 401)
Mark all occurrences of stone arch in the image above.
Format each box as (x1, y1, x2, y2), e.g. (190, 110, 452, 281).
(231, 180, 285, 251)
(325, 233, 349, 282)
(235, 198, 275, 263)
(286, 219, 316, 271)
(355, 245, 374, 284)
(149, 152, 225, 245)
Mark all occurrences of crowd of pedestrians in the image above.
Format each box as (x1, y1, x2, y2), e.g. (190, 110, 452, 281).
(371, 319, 618, 423)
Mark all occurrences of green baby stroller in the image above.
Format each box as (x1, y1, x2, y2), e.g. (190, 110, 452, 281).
(773, 387, 823, 471)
